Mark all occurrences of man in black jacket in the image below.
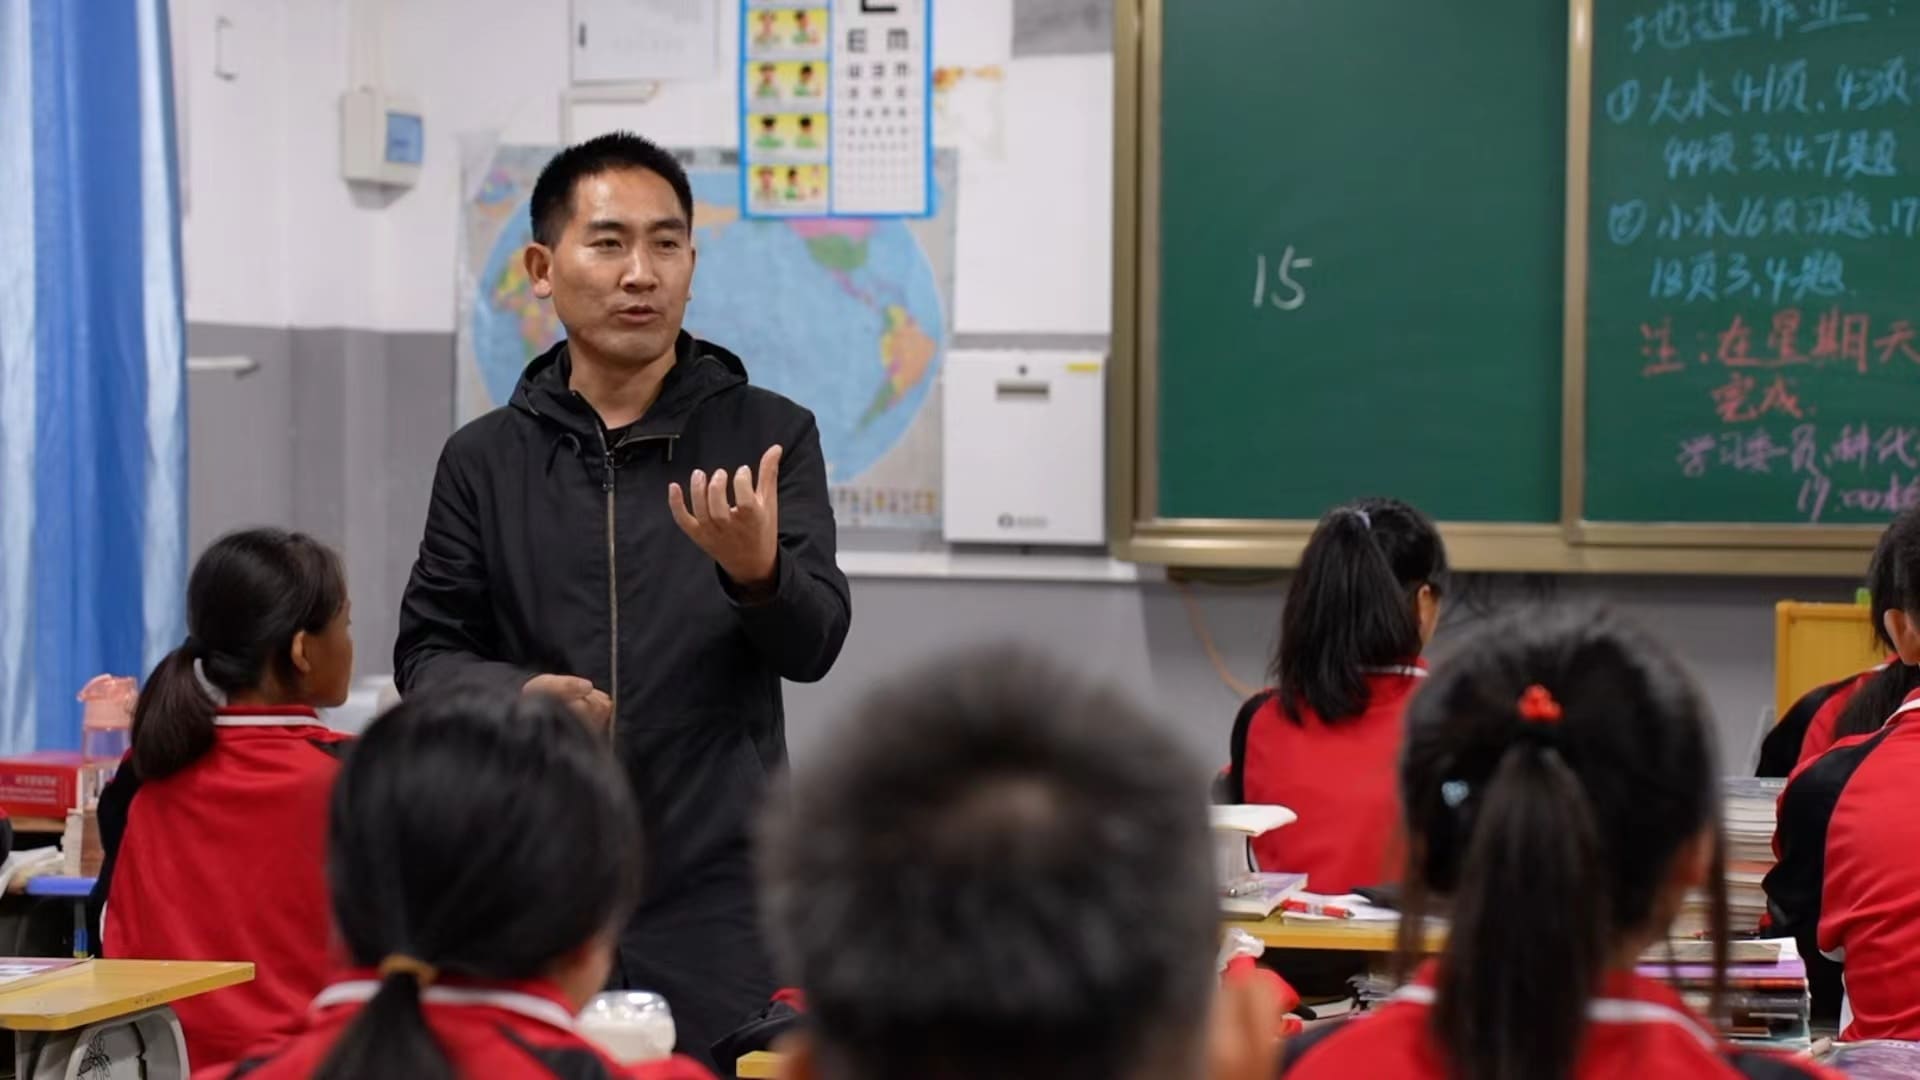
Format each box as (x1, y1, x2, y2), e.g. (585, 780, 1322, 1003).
(395, 132, 851, 1068)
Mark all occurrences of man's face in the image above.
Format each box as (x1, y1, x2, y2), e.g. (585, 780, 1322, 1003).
(526, 167, 695, 369)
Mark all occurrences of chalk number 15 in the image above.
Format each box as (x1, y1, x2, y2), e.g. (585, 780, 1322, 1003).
(1252, 247, 1313, 311)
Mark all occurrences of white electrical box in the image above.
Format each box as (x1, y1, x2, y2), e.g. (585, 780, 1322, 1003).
(340, 89, 424, 188)
(942, 350, 1106, 546)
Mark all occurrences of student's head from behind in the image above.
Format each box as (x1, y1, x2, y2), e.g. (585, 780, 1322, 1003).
(1397, 606, 1721, 1080)
(1872, 505, 1920, 665)
(760, 649, 1239, 1080)
(1272, 497, 1447, 723)
(314, 689, 641, 1080)
(525, 131, 696, 371)
(1829, 504, 1920, 743)
(130, 528, 351, 780)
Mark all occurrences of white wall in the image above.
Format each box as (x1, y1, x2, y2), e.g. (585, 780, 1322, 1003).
(175, 0, 1113, 335)
(176, 0, 291, 326)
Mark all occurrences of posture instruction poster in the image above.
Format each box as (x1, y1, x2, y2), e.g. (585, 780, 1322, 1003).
(741, 0, 932, 217)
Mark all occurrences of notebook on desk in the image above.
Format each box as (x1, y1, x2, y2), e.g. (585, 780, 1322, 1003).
(1219, 872, 1307, 919)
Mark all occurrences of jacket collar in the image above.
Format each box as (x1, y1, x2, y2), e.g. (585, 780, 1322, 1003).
(213, 705, 324, 729)
(1395, 961, 1716, 1050)
(511, 331, 748, 444)
(1892, 685, 1920, 724)
(314, 973, 578, 1033)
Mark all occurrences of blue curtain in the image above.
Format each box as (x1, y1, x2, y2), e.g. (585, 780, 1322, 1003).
(0, 0, 187, 752)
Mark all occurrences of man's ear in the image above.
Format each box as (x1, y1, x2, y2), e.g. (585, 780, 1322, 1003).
(526, 243, 555, 299)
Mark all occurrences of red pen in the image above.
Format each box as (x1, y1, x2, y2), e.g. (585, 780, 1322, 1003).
(1281, 898, 1354, 919)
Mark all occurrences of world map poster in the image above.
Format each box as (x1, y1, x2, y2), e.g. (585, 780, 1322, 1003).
(457, 145, 955, 530)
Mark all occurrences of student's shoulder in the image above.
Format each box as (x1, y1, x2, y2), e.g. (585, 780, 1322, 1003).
(1784, 714, 1903, 797)
(303, 730, 354, 763)
(498, 1024, 717, 1079)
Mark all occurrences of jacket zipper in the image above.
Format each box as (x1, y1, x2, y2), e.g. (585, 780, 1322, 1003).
(595, 428, 678, 748)
(597, 426, 619, 748)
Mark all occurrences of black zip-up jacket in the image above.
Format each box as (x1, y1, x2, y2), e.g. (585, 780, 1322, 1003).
(395, 330, 851, 904)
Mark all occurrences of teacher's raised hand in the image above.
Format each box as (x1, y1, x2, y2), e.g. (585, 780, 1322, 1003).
(668, 444, 783, 595)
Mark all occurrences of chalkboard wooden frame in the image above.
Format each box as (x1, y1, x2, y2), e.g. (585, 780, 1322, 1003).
(1560, 0, 1885, 556)
(1108, 0, 1873, 575)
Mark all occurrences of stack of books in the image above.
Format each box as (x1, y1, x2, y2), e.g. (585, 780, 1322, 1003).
(1672, 778, 1784, 937)
(1723, 777, 1785, 932)
(1640, 938, 1811, 1050)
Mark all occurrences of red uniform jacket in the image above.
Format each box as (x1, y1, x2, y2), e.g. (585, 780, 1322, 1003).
(202, 976, 715, 1080)
(1281, 963, 1841, 1079)
(1226, 665, 1425, 894)
(1795, 665, 1884, 768)
(1768, 689, 1920, 1041)
(100, 706, 349, 1070)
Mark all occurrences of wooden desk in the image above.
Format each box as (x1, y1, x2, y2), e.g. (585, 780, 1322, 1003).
(0, 959, 253, 1031)
(737, 1050, 780, 1078)
(1226, 913, 1443, 954)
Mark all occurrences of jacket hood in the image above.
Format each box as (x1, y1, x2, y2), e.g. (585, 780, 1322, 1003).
(509, 331, 748, 443)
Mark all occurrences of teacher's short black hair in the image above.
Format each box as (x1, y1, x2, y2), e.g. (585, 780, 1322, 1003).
(529, 131, 694, 247)
(759, 648, 1217, 1080)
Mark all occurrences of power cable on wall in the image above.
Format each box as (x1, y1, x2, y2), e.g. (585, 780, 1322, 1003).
(1175, 580, 1260, 701)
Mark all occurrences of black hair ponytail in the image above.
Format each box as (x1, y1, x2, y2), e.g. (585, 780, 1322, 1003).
(1397, 607, 1725, 1080)
(1273, 498, 1447, 724)
(130, 529, 346, 779)
(1434, 744, 1608, 1080)
(129, 646, 217, 781)
(315, 975, 449, 1080)
(313, 689, 641, 1080)
(1833, 506, 1920, 743)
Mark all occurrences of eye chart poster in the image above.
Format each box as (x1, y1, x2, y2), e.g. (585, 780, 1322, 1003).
(741, 0, 932, 218)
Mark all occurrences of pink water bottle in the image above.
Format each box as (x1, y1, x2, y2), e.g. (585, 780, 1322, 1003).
(76, 675, 136, 805)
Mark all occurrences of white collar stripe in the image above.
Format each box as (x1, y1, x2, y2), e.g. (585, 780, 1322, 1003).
(312, 981, 576, 1033)
(1387, 985, 1715, 1050)
(1362, 665, 1428, 679)
(212, 715, 325, 729)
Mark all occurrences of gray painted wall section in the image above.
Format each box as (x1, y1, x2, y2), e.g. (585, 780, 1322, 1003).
(188, 323, 455, 670)
(185, 323, 1863, 774)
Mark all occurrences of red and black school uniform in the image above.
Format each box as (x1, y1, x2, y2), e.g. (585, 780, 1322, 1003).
(1225, 665, 1425, 894)
(1280, 963, 1842, 1080)
(1767, 688, 1920, 1041)
(97, 706, 349, 1070)
(203, 976, 715, 1079)
(1757, 667, 1878, 777)
(1794, 663, 1889, 768)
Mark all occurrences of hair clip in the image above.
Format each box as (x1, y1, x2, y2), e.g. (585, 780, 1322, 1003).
(1350, 508, 1372, 529)
(1440, 779, 1471, 809)
(1517, 684, 1562, 725)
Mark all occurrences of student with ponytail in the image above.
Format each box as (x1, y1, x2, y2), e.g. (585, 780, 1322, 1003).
(1768, 506, 1920, 1043)
(207, 691, 712, 1079)
(1284, 607, 1841, 1080)
(1224, 497, 1447, 893)
(95, 528, 354, 1069)
(1793, 505, 1920, 767)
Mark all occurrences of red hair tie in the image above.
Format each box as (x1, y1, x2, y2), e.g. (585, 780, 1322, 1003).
(1517, 685, 1563, 724)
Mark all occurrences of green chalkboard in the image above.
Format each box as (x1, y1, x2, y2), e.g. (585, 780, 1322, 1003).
(1583, 2, 1920, 527)
(1153, 0, 1568, 524)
